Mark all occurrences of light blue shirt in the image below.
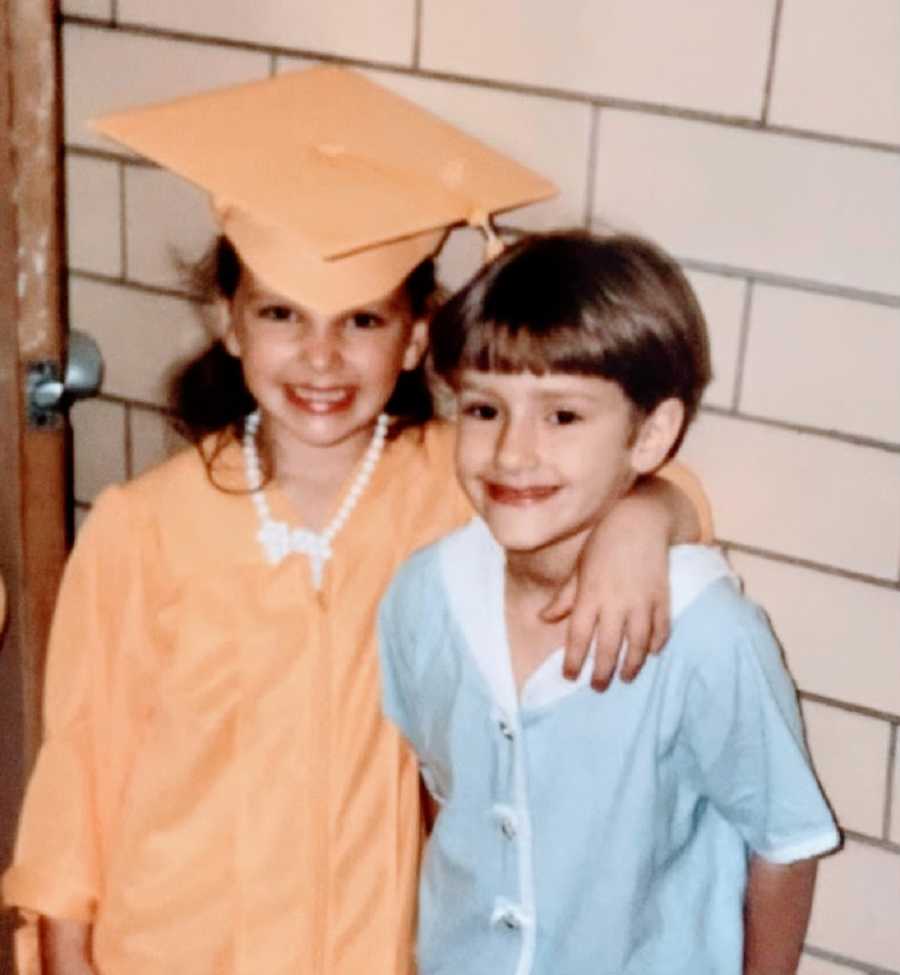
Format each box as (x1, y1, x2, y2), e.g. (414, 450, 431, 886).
(378, 518, 839, 975)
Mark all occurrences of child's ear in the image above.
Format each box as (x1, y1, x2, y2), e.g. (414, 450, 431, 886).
(213, 297, 241, 358)
(401, 319, 429, 372)
(630, 398, 685, 474)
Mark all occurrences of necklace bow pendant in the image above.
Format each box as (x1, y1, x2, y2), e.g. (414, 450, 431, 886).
(244, 410, 389, 591)
(257, 521, 333, 572)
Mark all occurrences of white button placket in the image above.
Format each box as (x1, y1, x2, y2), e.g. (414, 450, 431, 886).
(488, 707, 536, 975)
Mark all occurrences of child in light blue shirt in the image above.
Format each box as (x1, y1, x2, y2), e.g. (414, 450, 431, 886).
(378, 231, 839, 975)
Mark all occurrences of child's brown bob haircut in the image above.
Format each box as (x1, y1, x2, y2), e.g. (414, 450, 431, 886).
(430, 230, 712, 458)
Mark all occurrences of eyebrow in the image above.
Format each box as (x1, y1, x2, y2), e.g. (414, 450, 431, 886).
(458, 378, 606, 404)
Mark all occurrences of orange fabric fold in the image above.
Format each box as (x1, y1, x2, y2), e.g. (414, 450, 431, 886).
(4, 424, 467, 975)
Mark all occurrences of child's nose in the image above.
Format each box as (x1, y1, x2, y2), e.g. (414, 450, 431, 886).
(302, 327, 342, 372)
(495, 416, 538, 471)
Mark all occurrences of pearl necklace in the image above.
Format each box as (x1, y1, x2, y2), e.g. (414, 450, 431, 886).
(242, 410, 390, 589)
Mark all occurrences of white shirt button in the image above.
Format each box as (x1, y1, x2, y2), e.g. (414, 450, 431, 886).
(491, 804, 519, 840)
(491, 899, 527, 931)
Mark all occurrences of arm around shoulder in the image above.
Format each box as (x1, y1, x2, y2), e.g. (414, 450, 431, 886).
(654, 458, 713, 544)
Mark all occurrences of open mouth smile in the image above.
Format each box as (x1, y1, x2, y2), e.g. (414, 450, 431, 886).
(485, 482, 559, 505)
(285, 385, 355, 414)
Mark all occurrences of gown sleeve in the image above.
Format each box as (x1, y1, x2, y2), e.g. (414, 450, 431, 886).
(657, 459, 714, 544)
(2, 485, 161, 933)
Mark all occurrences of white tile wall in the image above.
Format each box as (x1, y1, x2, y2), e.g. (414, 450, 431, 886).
(69, 277, 209, 406)
(680, 413, 900, 579)
(685, 270, 746, 410)
(801, 700, 890, 838)
(807, 839, 900, 971)
(116, 0, 417, 66)
(61, 0, 112, 19)
(129, 406, 185, 477)
(592, 110, 900, 297)
(892, 735, 900, 845)
(63, 24, 270, 151)
(421, 0, 776, 118)
(65, 155, 122, 276)
(123, 166, 217, 291)
(770, 0, 900, 146)
(435, 225, 488, 292)
(741, 285, 900, 444)
(72, 398, 127, 502)
(731, 552, 900, 716)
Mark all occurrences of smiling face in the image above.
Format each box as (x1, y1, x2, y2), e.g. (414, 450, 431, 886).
(455, 370, 667, 570)
(222, 269, 428, 455)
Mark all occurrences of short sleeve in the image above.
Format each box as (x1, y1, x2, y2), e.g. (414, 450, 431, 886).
(2, 485, 160, 923)
(377, 570, 422, 754)
(683, 601, 839, 864)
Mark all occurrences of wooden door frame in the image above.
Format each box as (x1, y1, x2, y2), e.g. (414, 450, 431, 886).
(1, 0, 67, 768)
(0, 9, 68, 965)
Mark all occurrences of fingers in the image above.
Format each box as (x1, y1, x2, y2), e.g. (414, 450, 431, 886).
(618, 610, 652, 683)
(586, 608, 626, 691)
(556, 586, 671, 690)
(590, 595, 669, 689)
(561, 598, 600, 680)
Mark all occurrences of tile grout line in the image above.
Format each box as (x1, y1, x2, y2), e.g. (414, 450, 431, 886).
(885, 723, 898, 842)
(760, 0, 785, 125)
(412, 0, 423, 70)
(725, 539, 900, 592)
(730, 279, 754, 412)
(123, 402, 134, 479)
(677, 257, 900, 310)
(118, 160, 128, 279)
(699, 403, 900, 456)
(804, 943, 900, 975)
(60, 17, 900, 158)
(800, 691, 900, 730)
(896, 531, 900, 583)
(582, 104, 600, 229)
(841, 828, 900, 856)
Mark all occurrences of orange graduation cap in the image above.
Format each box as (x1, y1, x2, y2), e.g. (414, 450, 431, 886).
(92, 66, 557, 312)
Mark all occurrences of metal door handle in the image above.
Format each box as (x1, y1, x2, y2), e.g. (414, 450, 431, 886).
(26, 330, 104, 428)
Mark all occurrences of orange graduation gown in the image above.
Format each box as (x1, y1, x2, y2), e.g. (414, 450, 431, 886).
(3, 422, 469, 975)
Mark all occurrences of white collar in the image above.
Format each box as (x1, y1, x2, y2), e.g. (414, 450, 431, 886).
(439, 518, 736, 714)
